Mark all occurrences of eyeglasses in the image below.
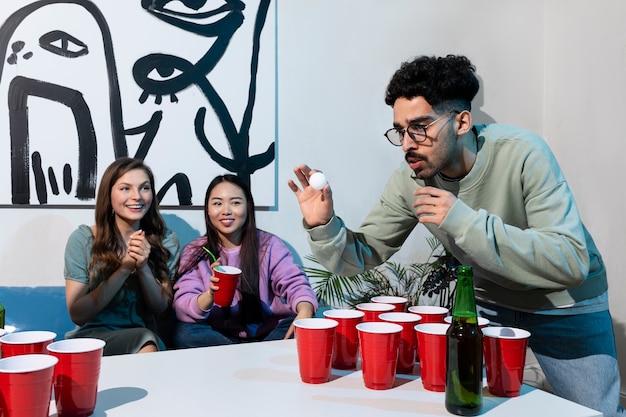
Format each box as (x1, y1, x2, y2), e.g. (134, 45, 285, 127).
(384, 111, 458, 146)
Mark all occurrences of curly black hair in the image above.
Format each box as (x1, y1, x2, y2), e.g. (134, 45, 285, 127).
(384, 54, 479, 113)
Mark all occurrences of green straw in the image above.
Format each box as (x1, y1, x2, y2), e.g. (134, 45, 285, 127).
(202, 247, 224, 272)
(202, 246, 217, 262)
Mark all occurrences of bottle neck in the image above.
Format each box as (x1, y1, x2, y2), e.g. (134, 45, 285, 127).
(452, 273, 477, 318)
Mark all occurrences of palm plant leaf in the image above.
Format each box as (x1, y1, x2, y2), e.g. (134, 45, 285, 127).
(305, 255, 363, 307)
(303, 238, 459, 309)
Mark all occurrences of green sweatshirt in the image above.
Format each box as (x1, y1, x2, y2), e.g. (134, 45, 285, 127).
(306, 124, 608, 312)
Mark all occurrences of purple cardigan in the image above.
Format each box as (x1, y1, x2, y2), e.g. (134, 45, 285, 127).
(173, 231, 318, 338)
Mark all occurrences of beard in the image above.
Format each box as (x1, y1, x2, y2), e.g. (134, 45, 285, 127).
(405, 151, 437, 179)
(404, 127, 460, 179)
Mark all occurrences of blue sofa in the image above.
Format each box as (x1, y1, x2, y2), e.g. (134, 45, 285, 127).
(0, 286, 75, 338)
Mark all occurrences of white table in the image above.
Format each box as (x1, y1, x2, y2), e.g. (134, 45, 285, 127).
(48, 339, 602, 417)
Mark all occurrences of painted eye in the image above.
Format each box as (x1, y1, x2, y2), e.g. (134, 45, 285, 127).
(146, 0, 242, 16)
(147, 66, 184, 82)
(39, 30, 88, 58)
(133, 54, 194, 104)
(162, 0, 212, 13)
(141, 0, 245, 35)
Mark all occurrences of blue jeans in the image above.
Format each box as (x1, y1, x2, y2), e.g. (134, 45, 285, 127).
(172, 316, 295, 348)
(477, 302, 625, 417)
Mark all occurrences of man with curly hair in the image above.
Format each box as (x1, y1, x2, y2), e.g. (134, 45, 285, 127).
(289, 54, 624, 416)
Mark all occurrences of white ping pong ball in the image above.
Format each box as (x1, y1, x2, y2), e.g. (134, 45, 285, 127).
(309, 172, 327, 190)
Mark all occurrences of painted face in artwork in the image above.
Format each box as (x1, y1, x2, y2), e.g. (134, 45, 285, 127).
(0, 1, 125, 205)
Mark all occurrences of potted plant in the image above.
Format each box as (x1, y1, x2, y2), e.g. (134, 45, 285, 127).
(305, 237, 460, 310)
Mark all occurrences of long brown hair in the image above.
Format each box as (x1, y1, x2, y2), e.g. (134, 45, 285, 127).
(178, 174, 264, 298)
(89, 158, 171, 287)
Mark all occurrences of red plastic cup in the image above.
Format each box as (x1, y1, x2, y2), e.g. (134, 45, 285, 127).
(379, 312, 421, 374)
(408, 307, 448, 363)
(356, 321, 402, 390)
(482, 326, 531, 397)
(47, 338, 106, 417)
(415, 323, 450, 391)
(371, 296, 408, 312)
(0, 331, 56, 358)
(212, 265, 241, 307)
(356, 302, 395, 323)
(322, 309, 365, 369)
(407, 306, 448, 323)
(294, 318, 338, 384)
(0, 354, 58, 417)
(444, 316, 490, 328)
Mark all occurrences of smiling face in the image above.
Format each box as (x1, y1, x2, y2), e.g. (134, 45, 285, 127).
(207, 181, 248, 247)
(110, 168, 153, 229)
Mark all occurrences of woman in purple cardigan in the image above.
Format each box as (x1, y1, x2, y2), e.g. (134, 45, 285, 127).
(172, 175, 317, 348)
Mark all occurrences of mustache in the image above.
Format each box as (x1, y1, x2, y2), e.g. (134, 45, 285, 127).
(405, 151, 427, 162)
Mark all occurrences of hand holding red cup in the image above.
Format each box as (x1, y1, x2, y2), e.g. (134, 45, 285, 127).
(212, 265, 241, 307)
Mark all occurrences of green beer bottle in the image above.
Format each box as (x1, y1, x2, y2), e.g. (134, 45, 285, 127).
(445, 265, 483, 415)
(0, 299, 5, 328)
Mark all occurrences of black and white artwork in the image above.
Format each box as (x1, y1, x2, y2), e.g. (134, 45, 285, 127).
(0, 0, 276, 208)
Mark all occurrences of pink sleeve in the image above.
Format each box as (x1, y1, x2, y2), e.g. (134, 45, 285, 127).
(173, 255, 214, 323)
(264, 234, 319, 313)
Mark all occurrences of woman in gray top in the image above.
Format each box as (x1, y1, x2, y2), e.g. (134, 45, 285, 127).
(64, 158, 180, 355)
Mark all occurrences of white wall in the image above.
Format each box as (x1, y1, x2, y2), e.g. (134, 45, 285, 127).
(272, 0, 545, 260)
(541, 0, 626, 401)
(0, 0, 624, 400)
